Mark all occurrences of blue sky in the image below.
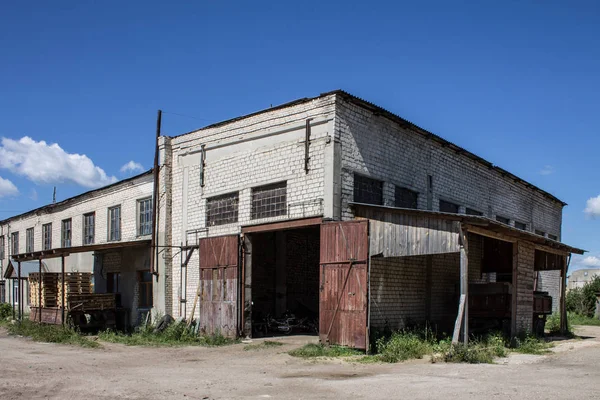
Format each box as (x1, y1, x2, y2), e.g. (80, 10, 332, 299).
(0, 1, 598, 270)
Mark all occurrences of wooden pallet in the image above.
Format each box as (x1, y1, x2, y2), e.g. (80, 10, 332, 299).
(29, 272, 93, 308)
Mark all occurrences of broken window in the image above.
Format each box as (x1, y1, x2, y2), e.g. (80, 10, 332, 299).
(83, 212, 95, 245)
(394, 186, 418, 209)
(496, 216, 510, 225)
(108, 206, 121, 241)
(42, 223, 52, 250)
(138, 270, 153, 308)
(353, 174, 383, 205)
(0, 236, 4, 259)
(535, 229, 545, 237)
(11, 232, 19, 255)
(439, 200, 459, 214)
(465, 208, 483, 216)
(514, 221, 527, 231)
(251, 182, 287, 220)
(137, 198, 152, 236)
(206, 192, 239, 226)
(26, 228, 34, 253)
(548, 234, 558, 241)
(62, 219, 72, 248)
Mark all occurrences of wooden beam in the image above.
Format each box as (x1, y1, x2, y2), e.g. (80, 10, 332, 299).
(460, 226, 469, 345)
(463, 225, 517, 243)
(241, 217, 322, 234)
(560, 257, 568, 334)
(452, 295, 466, 344)
(533, 244, 569, 257)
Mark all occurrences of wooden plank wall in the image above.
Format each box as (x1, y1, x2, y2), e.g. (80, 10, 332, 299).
(364, 211, 460, 257)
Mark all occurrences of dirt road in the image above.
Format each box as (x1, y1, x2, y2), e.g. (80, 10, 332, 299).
(1, 327, 600, 400)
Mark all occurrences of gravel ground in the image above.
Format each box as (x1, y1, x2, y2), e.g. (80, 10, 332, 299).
(1, 326, 599, 400)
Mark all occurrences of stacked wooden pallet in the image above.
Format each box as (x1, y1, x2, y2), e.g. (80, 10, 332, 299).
(57, 273, 93, 308)
(29, 273, 59, 307)
(68, 293, 116, 312)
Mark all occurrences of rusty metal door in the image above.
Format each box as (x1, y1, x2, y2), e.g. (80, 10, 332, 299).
(199, 235, 239, 337)
(319, 220, 369, 349)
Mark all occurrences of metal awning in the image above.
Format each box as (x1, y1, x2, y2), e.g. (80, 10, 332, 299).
(11, 240, 151, 262)
(350, 202, 585, 255)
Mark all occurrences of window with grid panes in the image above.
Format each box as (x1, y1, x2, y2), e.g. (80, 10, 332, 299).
(42, 223, 52, 250)
(394, 186, 418, 209)
(439, 200, 459, 214)
(137, 198, 152, 236)
(353, 174, 383, 205)
(465, 208, 483, 216)
(0, 236, 4, 259)
(138, 271, 153, 308)
(61, 219, 72, 247)
(11, 232, 19, 255)
(515, 221, 527, 231)
(108, 206, 121, 241)
(26, 228, 34, 252)
(251, 182, 287, 220)
(83, 212, 95, 245)
(206, 192, 239, 226)
(496, 216, 510, 225)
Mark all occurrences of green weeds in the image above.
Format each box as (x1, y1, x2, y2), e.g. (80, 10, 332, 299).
(243, 340, 284, 351)
(5, 319, 99, 348)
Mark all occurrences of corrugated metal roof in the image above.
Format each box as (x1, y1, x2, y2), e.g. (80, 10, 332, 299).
(349, 202, 585, 255)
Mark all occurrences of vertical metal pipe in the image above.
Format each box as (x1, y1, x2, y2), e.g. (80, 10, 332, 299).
(150, 110, 161, 277)
(38, 258, 42, 323)
(61, 256, 65, 326)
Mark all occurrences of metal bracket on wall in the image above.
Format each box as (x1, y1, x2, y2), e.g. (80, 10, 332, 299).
(305, 119, 312, 174)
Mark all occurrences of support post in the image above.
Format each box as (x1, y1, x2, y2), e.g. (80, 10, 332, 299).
(61, 255, 65, 326)
(560, 255, 569, 335)
(38, 258, 42, 323)
(511, 242, 518, 338)
(452, 225, 469, 345)
(17, 261, 21, 321)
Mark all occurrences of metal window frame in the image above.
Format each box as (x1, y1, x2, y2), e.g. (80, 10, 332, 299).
(42, 223, 52, 250)
(11, 232, 19, 255)
(26, 227, 34, 253)
(108, 205, 121, 242)
(137, 197, 152, 236)
(83, 212, 95, 245)
(250, 181, 287, 220)
(394, 186, 419, 209)
(61, 218, 72, 248)
(353, 173, 384, 206)
(206, 191, 239, 226)
(439, 199, 460, 214)
(0, 236, 4, 259)
(514, 221, 527, 231)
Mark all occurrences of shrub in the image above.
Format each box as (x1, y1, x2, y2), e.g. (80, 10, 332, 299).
(566, 276, 600, 317)
(512, 335, 551, 354)
(0, 303, 12, 320)
(375, 331, 432, 363)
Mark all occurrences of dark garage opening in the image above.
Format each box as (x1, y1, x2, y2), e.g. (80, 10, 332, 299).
(248, 226, 320, 337)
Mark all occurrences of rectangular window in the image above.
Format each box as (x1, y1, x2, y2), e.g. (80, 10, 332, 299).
(137, 198, 153, 236)
(496, 216, 510, 225)
(394, 186, 418, 209)
(515, 221, 527, 231)
(439, 200, 460, 214)
(206, 192, 239, 226)
(353, 174, 383, 205)
(548, 234, 558, 241)
(251, 181, 287, 220)
(107, 272, 120, 293)
(138, 270, 153, 308)
(42, 223, 52, 250)
(61, 219, 72, 248)
(0, 236, 4, 259)
(108, 206, 121, 241)
(11, 232, 19, 255)
(83, 212, 95, 245)
(465, 208, 483, 216)
(535, 230, 545, 237)
(26, 228, 34, 253)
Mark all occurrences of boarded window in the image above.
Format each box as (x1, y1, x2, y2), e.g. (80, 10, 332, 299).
(206, 192, 239, 226)
(11, 232, 19, 255)
(251, 182, 287, 220)
(138, 198, 152, 236)
(26, 228, 34, 253)
(535, 229, 545, 237)
(439, 200, 459, 214)
(107, 272, 120, 293)
(138, 271, 153, 308)
(42, 223, 52, 250)
(353, 174, 383, 205)
(548, 234, 558, 241)
(496, 216, 510, 225)
(535, 250, 565, 271)
(465, 208, 483, 216)
(394, 186, 418, 209)
(108, 206, 121, 241)
(83, 212, 95, 245)
(62, 219, 72, 248)
(514, 221, 527, 231)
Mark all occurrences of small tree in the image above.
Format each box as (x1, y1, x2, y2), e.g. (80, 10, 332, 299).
(566, 276, 600, 317)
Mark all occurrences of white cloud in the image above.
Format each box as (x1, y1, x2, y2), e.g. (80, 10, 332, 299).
(539, 165, 554, 175)
(580, 256, 600, 268)
(584, 195, 600, 218)
(120, 160, 144, 175)
(0, 137, 117, 188)
(0, 176, 18, 197)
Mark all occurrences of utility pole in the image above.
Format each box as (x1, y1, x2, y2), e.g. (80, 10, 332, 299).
(150, 110, 161, 277)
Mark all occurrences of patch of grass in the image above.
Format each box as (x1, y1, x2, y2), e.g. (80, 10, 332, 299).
(288, 343, 363, 358)
(244, 340, 284, 351)
(512, 335, 552, 355)
(437, 332, 508, 364)
(374, 331, 433, 363)
(6, 319, 99, 348)
(0, 303, 12, 320)
(98, 322, 238, 347)
(568, 312, 600, 327)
